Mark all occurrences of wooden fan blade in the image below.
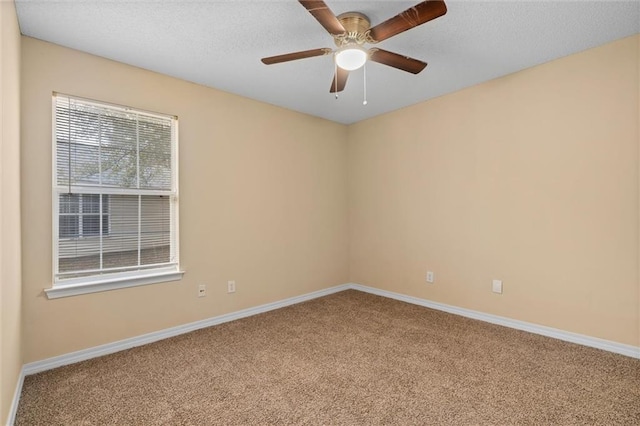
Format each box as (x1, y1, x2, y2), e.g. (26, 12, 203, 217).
(369, 0, 447, 43)
(330, 67, 349, 93)
(261, 48, 332, 65)
(369, 49, 427, 74)
(299, 0, 346, 35)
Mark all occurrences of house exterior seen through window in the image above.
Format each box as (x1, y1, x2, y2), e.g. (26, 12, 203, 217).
(49, 94, 182, 298)
(59, 194, 110, 239)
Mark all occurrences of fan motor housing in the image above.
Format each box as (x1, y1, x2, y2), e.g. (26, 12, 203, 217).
(334, 12, 371, 47)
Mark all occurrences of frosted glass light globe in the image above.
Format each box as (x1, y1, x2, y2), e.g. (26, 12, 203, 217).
(335, 48, 367, 71)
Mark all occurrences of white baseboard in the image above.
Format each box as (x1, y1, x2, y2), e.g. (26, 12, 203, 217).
(22, 283, 350, 376)
(6, 367, 25, 426)
(12, 281, 638, 425)
(349, 283, 640, 359)
(21, 282, 640, 377)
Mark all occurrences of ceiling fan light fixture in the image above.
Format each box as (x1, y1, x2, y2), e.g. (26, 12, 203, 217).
(335, 47, 367, 71)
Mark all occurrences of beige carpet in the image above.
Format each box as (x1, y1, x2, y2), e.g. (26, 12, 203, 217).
(15, 290, 640, 425)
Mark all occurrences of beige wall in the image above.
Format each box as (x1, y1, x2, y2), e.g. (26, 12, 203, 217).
(21, 37, 349, 363)
(19, 32, 640, 366)
(0, 0, 22, 422)
(348, 35, 640, 346)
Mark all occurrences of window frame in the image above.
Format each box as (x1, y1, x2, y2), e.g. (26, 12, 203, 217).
(47, 94, 183, 299)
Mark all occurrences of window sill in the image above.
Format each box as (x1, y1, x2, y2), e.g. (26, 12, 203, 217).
(45, 268, 185, 299)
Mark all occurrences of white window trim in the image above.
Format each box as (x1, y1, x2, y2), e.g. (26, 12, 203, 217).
(48, 94, 183, 299)
(45, 267, 184, 299)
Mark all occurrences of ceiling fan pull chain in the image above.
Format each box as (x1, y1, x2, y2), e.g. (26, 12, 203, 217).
(363, 62, 368, 105)
(334, 60, 339, 99)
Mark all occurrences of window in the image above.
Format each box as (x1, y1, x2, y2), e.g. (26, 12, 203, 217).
(59, 194, 109, 238)
(48, 94, 183, 299)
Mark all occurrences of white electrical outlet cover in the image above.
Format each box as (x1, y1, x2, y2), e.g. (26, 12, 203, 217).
(492, 279, 503, 294)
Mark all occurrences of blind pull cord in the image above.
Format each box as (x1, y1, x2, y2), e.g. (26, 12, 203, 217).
(67, 97, 72, 195)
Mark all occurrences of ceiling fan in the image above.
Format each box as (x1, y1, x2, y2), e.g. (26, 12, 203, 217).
(261, 0, 447, 93)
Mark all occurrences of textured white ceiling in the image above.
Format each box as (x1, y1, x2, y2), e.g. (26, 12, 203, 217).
(15, 0, 640, 124)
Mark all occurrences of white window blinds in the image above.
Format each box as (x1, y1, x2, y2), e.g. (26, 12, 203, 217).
(53, 94, 179, 284)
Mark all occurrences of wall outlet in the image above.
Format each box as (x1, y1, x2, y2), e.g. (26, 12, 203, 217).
(227, 280, 236, 294)
(198, 284, 206, 298)
(492, 279, 503, 294)
(426, 271, 434, 283)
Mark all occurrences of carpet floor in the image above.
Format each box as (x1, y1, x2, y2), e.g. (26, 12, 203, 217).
(15, 290, 640, 425)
